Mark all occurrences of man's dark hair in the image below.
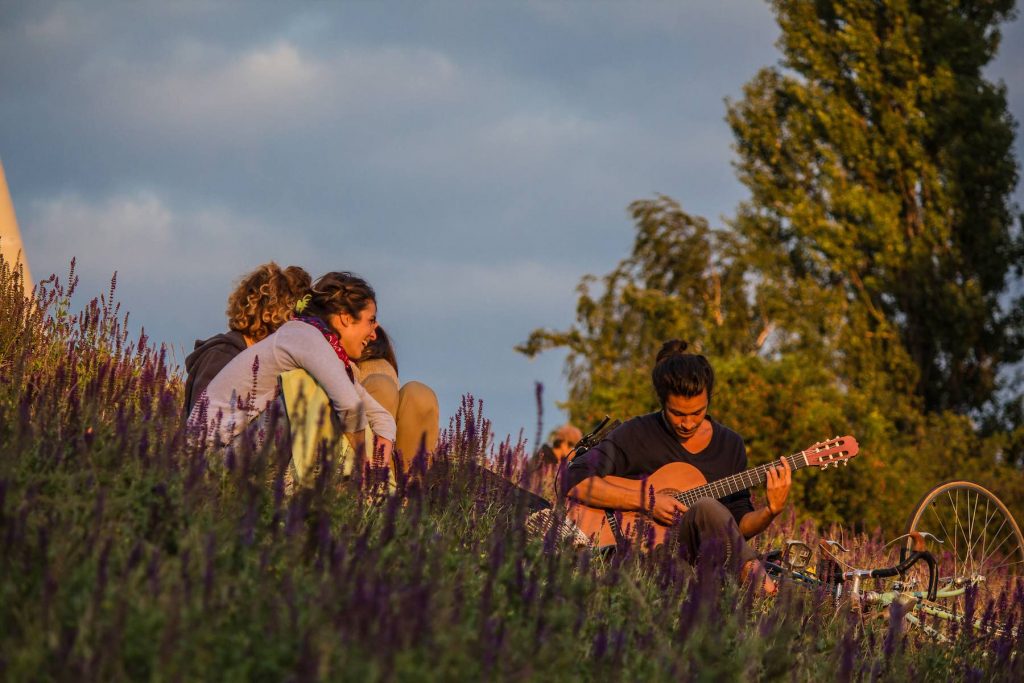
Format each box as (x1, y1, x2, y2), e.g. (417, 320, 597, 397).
(651, 339, 714, 405)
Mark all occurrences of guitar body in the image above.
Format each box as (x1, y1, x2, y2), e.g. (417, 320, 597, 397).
(565, 461, 708, 548)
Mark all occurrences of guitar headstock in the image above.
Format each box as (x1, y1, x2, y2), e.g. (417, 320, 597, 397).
(803, 435, 859, 469)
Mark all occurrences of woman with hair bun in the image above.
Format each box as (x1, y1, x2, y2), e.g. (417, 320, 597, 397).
(189, 271, 396, 470)
(184, 262, 311, 415)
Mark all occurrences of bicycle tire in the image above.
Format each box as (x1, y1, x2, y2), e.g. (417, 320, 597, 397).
(904, 480, 1024, 591)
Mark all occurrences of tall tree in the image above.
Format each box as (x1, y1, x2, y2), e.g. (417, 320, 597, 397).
(727, 0, 1023, 416)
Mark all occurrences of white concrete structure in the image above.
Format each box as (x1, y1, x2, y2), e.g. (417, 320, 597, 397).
(0, 157, 33, 288)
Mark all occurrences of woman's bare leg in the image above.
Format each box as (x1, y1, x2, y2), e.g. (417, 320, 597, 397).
(395, 381, 439, 473)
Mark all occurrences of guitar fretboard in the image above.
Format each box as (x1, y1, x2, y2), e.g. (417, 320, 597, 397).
(672, 452, 809, 508)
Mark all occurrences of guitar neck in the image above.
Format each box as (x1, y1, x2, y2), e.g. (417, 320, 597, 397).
(673, 451, 809, 508)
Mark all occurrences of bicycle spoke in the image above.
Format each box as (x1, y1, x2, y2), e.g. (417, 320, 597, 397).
(963, 495, 993, 569)
(965, 489, 980, 577)
(959, 493, 975, 576)
(984, 516, 1009, 559)
(948, 489, 973, 576)
(966, 493, 974, 557)
(978, 518, 1012, 570)
(949, 490, 968, 570)
(928, 503, 955, 562)
(928, 508, 961, 578)
(964, 490, 993, 579)
(984, 558, 1024, 574)
(976, 500, 1009, 572)
(978, 525, 1020, 572)
(979, 496, 993, 572)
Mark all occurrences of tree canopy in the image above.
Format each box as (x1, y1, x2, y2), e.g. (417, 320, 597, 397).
(729, 0, 1023, 417)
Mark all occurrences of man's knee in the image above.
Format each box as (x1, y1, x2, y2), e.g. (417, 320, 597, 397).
(689, 498, 734, 529)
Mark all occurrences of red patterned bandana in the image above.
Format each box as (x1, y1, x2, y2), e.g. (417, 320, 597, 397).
(295, 315, 354, 382)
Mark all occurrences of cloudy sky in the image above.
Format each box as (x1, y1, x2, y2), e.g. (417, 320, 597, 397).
(2, 1, 1023, 446)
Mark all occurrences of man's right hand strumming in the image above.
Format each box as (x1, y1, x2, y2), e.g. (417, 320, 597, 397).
(568, 475, 690, 526)
(649, 492, 689, 525)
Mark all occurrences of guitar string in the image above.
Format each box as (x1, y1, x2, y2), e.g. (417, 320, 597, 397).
(673, 442, 852, 506)
(674, 453, 800, 505)
(671, 450, 811, 507)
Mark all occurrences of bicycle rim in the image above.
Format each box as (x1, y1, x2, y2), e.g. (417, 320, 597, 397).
(904, 481, 1024, 600)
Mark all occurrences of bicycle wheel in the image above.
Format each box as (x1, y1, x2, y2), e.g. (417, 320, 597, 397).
(904, 481, 1024, 596)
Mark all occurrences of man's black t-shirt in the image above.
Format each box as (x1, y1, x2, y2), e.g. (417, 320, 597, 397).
(564, 412, 755, 524)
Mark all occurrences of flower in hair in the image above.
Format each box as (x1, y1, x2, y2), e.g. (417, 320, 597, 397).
(294, 294, 312, 314)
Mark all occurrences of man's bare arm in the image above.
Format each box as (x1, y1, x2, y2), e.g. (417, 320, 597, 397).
(739, 507, 776, 539)
(566, 474, 645, 510)
(566, 475, 688, 525)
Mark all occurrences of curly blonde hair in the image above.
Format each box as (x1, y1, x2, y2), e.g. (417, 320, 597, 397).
(226, 262, 312, 343)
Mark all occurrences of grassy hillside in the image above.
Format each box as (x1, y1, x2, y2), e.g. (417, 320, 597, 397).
(1, 258, 1021, 681)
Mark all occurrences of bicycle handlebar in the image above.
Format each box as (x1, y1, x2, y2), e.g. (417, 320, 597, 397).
(850, 550, 938, 601)
(813, 540, 940, 602)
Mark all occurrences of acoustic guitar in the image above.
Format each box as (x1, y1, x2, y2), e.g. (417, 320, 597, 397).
(565, 435, 860, 549)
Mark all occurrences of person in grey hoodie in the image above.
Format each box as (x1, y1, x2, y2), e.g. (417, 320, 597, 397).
(183, 262, 311, 415)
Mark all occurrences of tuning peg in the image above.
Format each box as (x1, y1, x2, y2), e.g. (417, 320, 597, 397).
(842, 461, 848, 466)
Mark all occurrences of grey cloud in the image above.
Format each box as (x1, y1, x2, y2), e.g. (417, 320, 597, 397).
(86, 42, 465, 145)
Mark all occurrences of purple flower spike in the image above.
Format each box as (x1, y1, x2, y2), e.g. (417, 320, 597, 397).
(93, 538, 112, 608)
(592, 627, 608, 660)
(883, 600, 905, 659)
(147, 547, 161, 598)
(180, 548, 192, 602)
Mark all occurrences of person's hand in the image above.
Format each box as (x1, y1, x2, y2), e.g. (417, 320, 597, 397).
(648, 492, 689, 525)
(765, 456, 792, 515)
(741, 559, 778, 596)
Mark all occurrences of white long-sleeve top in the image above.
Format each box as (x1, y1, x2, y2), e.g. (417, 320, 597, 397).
(189, 320, 397, 445)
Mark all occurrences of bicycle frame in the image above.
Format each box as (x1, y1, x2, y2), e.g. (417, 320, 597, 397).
(764, 535, 1016, 639)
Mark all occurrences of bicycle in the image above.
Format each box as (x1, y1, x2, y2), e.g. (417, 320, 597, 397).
(765, 530, 1019, 643)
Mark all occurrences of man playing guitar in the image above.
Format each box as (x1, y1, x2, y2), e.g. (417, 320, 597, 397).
(563, 339, 792, 589)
